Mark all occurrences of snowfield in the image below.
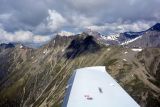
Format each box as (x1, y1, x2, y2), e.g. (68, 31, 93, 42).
(62, 66, 140, 107)
(131, 48, 143, 52)
(121, 36, 142, 45)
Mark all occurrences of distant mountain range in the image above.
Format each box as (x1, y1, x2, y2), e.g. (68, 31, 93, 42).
(1, 23, 160, 49)
(96, 23, 160, 47)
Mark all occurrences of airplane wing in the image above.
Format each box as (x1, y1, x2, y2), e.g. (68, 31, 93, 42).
(62, 66, 140, 107)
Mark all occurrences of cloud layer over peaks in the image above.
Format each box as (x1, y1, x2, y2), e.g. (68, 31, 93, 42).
(0, 0, 159, 45)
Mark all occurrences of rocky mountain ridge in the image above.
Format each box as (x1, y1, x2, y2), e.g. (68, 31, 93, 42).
(0, 25, 160, 107)
(100, 23, 160, 47)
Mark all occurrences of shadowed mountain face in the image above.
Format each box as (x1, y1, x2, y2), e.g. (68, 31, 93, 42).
(0, 32, 160, 107)
(0, 48, 14, 80)
(66, 35, 100, 59)
(0, 43, 15, 48)
(149, 23, 160, 31)
(0, 43, 15, 52)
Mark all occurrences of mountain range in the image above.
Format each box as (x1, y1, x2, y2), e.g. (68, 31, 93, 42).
(98, 23, 160, 47)
(0, 23, 160, 107)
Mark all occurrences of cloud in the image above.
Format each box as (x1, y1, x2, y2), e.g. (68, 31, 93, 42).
(65, 0, 160, 22)
(35, 9, 94, 34)
(87, 21, 155, 34)
(0, 0, 160, 46)
(33, 36, 51, 43)
(58, 31, 75, 37)
(46, 10, 66, 32)
(0, 13, 12, 21)
(0, 27, 50, 44)
(70, 14, 94, 28)
(34, 9, 67, 34)
(66, 0, 108, 11)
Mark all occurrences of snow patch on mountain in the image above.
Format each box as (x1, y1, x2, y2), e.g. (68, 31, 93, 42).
(131, 48, 143, 52)
(121, 36, 142, 45)
(106, 34, 120, 41)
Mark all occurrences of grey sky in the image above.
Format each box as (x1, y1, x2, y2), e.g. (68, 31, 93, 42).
(0, 0, 159, 45)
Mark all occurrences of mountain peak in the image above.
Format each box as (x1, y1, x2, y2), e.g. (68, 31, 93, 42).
(84, 29, 102, 38)
(149, 23, 160, 31)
